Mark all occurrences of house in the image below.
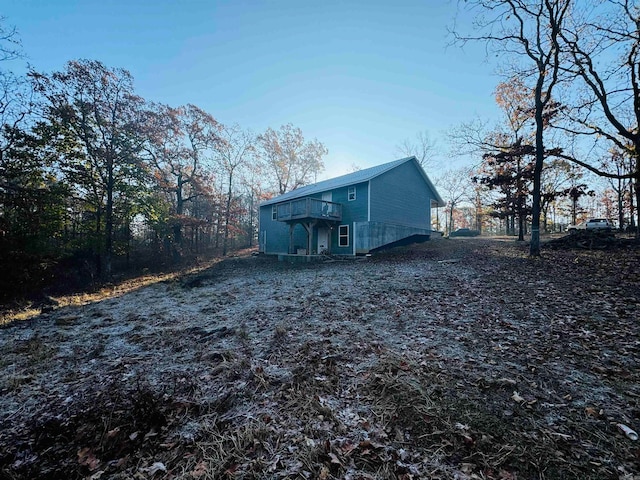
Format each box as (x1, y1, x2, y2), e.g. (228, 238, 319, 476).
(258, 156, 445, 256)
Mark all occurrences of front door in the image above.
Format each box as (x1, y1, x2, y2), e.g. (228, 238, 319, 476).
(317, 227, 329, 254)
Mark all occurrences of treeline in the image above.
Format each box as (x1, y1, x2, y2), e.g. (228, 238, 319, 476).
(434, 63, 639, 238)
(444, 0, 640, 255)
(1, 56, 327, 301)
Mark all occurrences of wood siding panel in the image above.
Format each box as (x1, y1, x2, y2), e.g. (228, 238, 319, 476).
(328, 182, 368, 254)
(258, 206, 307, 254)
(369, 161, 432, 228)
(258, 182, 369, 255)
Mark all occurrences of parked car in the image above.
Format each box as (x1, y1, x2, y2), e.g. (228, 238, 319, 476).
(449, 228, 480, 237)
(567, 218, 613, 233)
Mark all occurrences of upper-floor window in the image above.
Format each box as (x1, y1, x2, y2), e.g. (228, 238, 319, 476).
(272, 205, 277, 220)
(348, 186, 356, 201)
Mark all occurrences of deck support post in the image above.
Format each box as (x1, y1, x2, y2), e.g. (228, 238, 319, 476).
(301, 220, 317, 255)
(288, 224, 295, 254)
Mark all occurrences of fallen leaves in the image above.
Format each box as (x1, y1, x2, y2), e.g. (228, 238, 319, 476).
(1, 238, 639, 479)
(77, 447, 100, 471)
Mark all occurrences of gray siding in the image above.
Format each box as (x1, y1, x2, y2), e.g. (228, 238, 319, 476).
(328, 182, 368, 255)
(369, 160, 432, 228)
(259, 206, 307, 254)
(354, 222, 432, 254)
(258, 159, 440, 256)
(259, 182, 369, 255)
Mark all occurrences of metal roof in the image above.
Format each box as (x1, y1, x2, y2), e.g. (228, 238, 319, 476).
(261, 156, 445, 207)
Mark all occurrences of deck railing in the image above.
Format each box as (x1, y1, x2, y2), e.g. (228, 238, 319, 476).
(276, 198, 342, 222)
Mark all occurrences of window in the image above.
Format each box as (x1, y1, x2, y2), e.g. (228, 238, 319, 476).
(272, 205, 277, 220)
(339, 225, 349, 247)
(348, 186, 356, 201)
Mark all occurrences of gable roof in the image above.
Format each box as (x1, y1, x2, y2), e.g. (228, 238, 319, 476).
(261, 156, 445, 207)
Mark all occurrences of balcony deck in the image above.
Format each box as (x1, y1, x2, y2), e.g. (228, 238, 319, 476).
(275, 198, 342, 223)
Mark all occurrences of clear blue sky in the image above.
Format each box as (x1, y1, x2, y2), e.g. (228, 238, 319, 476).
(3, 0, 500, 179)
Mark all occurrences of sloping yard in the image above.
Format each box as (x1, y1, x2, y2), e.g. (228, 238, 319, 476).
(1, 237, 639, 480)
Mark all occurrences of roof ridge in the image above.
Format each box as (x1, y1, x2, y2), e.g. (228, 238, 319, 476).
(260, 156, 446, 206)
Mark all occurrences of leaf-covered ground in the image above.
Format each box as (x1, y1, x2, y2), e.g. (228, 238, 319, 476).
(1, 237, 639, 480)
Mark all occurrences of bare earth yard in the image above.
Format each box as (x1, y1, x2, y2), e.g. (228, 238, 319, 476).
(1, 237, 639, 480)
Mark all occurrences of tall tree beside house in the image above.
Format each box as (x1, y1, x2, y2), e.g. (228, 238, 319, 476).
(451, 77, 550, 238)
(495, 79, 536, 240)
(475, 138, 536, 238)
(144, 103, 221, 256)
(32, 59, 148, 278)
(212, 123, 255, 255)
(258, 123, 327, 195)
(454, 0, 571, 255)
(238, 160, 268, 247)
(478, 79, 542, 240)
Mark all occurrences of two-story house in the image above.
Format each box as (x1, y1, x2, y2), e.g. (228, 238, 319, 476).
(258, 156, 445, 256)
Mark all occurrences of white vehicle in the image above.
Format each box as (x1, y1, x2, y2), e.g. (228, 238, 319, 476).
(567, 218, 613, 233)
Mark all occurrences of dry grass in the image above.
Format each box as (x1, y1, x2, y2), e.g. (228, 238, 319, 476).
(0, 257, 228, 327)
(1, 239, 639, 479)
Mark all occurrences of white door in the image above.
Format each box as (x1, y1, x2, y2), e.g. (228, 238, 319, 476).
(317, 227, 329, 254)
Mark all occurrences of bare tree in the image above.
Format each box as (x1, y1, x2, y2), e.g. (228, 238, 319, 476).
(0, 17, 32, 175)
(557, 0, 640, 235)
(436, 167, 473, 234)
(0, 17, 21, 62)
(453, 0, 571, 255)
(396, 130, 437, 170)
(213, 123, 255, 255)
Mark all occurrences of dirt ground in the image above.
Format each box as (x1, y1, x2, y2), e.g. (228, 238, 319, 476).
(1, 237, 639, 480)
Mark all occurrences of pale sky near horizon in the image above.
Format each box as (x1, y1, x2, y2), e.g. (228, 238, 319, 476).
(3, 0, 501, 180)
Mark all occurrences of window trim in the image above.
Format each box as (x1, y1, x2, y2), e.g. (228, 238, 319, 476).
(271, 205, 277, 220)
(338, 224, 349, 247)
(348, 186, 356, 201)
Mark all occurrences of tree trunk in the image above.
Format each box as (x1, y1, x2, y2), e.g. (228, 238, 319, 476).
(516, 156, 524, 241)
(104, 158, 114, 278)
(248, 191, 254, 247)
(617, 177, 624, 231)
(449, 206, 455, 235)
(95, 206, 102, 278)
(223, 171, 234, 256)
(635, 172, 640, 238)
(630, 176, 636, 229)
(475, 191, 482, 234)
(530, 82, 544, 257)
(517, 211, 524, 241)
(174, 175, 184, 246)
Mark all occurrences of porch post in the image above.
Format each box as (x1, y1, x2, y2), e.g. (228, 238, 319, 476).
(288, 224, 295, 254)
(301, 222, 312, 255)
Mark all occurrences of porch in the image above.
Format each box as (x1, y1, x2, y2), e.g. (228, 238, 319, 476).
(274, 198, 342, 255)
(275, 198, 342, 222)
